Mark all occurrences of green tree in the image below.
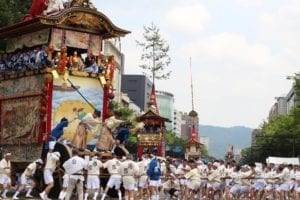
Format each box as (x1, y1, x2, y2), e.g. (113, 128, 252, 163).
(241, 74, 300, 163)
(136, 23, 171, 84)
(0, 0, 32, 51)
(200, 145, 209, 158)
(0, 0, 31, 26)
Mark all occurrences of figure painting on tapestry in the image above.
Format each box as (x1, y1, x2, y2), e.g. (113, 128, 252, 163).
(1, 97, 41, 144)
(52, 76, 103, 147)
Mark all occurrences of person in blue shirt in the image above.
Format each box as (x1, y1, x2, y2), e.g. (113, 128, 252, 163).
(147, 149, 161, 200)
(48, 117, 69, 151)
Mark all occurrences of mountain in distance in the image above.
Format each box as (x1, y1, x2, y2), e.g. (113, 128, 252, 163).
(199, 125, 253, 159)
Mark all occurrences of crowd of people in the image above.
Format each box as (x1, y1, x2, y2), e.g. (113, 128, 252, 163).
(0, 147, 300, 200)
(0, 45, 105, 77)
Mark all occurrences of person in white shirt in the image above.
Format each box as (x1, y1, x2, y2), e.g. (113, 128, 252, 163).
(137, 154, 150, 199)
(84, 156, 103, 200)
(0, 153, 12, 198)
(293, 165, 300, 199)
(206, 162, 224, 200)
(184, 161, 202, 200)
(101, 153, 122, 200)
(72, 109, 102, 150)
(63, 148, 87, 200)
(176, 159, 191, 198)
(12, 159, 44, 199)
(274, 164, 293, 199)
(40, 151, 61, 200)
(58, 172, 69, 200)
(119, 154, 139, 200)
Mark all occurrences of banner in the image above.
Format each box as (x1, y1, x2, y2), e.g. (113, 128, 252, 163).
(6, 29, 50, 52)
(89, 34, 102, 55)
(50, 28, 64, 51)
(65, 30, 89, 50)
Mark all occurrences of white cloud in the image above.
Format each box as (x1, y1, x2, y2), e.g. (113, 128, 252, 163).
(235, 0, 267, 7)
(180, 32, 274, 71)
(176, 32, 297, 127)
(258, 0, 300, 53)
(165, 2, 211, 34)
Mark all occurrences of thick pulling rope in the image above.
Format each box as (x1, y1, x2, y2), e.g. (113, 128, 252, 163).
(67, 78, 96, 110)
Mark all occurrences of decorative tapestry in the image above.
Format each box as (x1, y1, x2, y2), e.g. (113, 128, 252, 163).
(1, 96, 41, 145)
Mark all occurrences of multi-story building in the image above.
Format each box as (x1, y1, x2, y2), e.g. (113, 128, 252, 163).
(173, 109, 183, 137)
(268, 96, 287, 119)
(156, 90, 174, 132)
(121, 74, 152, 111)
(286, 88, 296, 113)
(181, 111, 199, 139)
(120, 92, 142, 115)
(103, 39, 125, 103)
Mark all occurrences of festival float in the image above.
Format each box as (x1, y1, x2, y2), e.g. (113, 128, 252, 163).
(136, 85, 170, 158)
(184, 59, 202, 160)
(0, 0, 130, 189)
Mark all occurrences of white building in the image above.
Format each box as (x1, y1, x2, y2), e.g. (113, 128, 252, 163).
(268, 96, 287, 119)
(173, 109, 183, 137)
(156, 91, 174, 132)
(103, 38, 124, 104)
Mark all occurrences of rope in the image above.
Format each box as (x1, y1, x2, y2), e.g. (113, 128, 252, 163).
(67, 78, 96, 110)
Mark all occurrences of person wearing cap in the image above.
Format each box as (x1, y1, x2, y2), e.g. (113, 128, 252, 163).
(146, 150, 161, 200)
(84, 155, 103, 200)
(137, 153, 150, 199)
(118, 154, 139, 200)
(72, 109, 102, 150)
(0, 153, 12, 198)
(101, 153, 122, 200)
(12, 159, 44, 199)
(40, 151, 61, 200)
(63, 148, 87, 200)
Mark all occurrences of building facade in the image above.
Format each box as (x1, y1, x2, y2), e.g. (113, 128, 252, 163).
(268, 96, 287, 119)
(121, 74, 152, 111)
(181, 112, 199, 139)
(173, 109, 183, 137)
(156, 90, 174, 132)
(103, 39, 125, 104)
(286, 88, 296, 114)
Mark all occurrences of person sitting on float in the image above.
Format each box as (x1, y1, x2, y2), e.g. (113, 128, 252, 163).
(43, 0, 64, 15)
(84, 53, 100, 74)
(69, 51, 84, 71)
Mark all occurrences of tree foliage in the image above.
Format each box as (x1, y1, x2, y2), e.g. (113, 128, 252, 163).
(0, 0, 31, 51)
(136, 23, 171, 84)
(241, 76, 300, 164)
(0, 0, 31, 27)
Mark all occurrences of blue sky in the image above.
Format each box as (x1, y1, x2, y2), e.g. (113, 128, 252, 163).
(91, 0, 300, 128)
